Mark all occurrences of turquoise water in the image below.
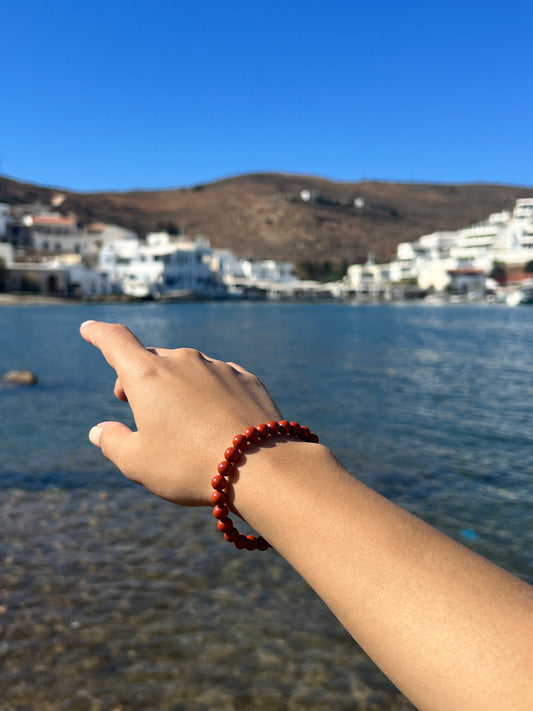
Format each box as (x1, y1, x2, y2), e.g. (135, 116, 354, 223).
(1, 301, 532, 709)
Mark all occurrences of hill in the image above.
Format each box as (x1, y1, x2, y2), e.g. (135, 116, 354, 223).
(1, 173, 532, 267)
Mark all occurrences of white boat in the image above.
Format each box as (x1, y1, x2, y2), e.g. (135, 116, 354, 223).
(506, 283, 533, 306)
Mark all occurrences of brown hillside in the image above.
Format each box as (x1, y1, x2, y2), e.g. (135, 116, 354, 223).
(1, 173, 532, 265)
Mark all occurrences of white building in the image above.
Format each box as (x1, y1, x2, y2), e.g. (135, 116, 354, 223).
(26, 213, 83, 253)
(450, 210, 510, 270)
(2, 257, 70, 295)
(448, 201, 533, 270)
(99, 233, 226, 299)
(346, 259, 395, 299)
(0, 241, 14, 267)
(68, 259, 115, 297)
(492, 199, 533, 266)
(0, 203, 9, 237)
(213, 248, 325, 298)
(345, 198, 533, 297)
(83, 222, 138, 250)
(213, 248, 295, 284)
(6, 211, 138, 257)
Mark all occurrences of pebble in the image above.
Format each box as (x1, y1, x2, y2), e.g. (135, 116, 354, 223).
(1, 369, 38, 385)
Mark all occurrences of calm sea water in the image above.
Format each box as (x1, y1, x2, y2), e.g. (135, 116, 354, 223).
(1, 301, 532, 710)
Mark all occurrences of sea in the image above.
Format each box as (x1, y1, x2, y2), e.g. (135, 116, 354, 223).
(1, 300, 532, 711)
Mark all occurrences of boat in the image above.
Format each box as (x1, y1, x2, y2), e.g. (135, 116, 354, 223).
(506, 282, 533, 306)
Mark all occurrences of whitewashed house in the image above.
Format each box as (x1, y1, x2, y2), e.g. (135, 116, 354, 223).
(346, 259, 394, 299)
(3, 257, 70, 295)
(66, 256, 115, 297)
(492, 199, 533, 266)
(6, 211, 138, 258)
(240, 259, 295, 282)
(83, 222, 138, 251)
(27, 214, 83, 253)
(99, 233, 226, 299)
(450, 210, 510, 270)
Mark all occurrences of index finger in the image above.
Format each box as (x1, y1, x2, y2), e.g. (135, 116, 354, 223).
(80, 320, 153, 378)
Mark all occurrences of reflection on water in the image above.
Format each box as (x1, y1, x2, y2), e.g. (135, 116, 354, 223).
(1, 302, 531, 709)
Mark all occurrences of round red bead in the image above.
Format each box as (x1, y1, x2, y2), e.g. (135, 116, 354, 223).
(224, 529, 239, 542)
(232, 433, 247, 450)
(211, 490, 226, 506)
(211, 474, 227, 491)
(309, 433, 319, 443)
(298, 425, 311, 440)
(256, 423, 269, 438)
(290, 421, 301, 436)
(218, 460, 235, 476)
(244, 426, 259, 442)
(234, 535, 247, 549)
(256, 537, 270, 551)
(224, 446, 241, 463)
(217, 517, 234, 532)
(245, 535, 258, 551)
(213, 504, 228, 519)
(267, 420, 280, 435)
(279, 420, 291, 434)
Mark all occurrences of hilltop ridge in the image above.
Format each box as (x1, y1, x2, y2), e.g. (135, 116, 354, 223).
(1, 173, 532, 266)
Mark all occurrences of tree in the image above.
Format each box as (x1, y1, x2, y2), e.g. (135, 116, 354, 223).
(295, 259, 348, 283)
(156, 220, 180, 235)
(489, 261, 507, 285)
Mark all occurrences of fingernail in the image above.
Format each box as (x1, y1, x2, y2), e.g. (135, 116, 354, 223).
(89, 425, 103, 447)
(80, 320, 96, 330)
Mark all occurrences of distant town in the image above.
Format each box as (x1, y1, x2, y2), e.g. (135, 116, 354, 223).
(1, 195, 533, 306)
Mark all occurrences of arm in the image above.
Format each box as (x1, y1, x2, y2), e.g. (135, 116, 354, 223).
(80, 320, 533, 711)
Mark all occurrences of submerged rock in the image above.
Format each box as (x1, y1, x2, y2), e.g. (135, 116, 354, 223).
(2, 370, 38, 385)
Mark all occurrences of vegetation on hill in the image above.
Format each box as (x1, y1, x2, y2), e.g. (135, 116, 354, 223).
(1, 173, 532, 270)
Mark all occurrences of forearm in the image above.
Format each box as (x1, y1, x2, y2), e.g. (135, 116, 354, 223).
(80, 321, 532, 710)
(233, 440, 533, 711)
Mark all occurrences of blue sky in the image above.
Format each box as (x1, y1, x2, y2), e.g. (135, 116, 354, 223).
(1, 0, 532, 191)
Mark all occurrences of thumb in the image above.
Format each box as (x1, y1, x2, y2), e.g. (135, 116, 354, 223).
(89, 420, 134, 465)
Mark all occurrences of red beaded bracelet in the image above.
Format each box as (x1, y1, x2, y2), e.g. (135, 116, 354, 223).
(211, 420, 319, 551)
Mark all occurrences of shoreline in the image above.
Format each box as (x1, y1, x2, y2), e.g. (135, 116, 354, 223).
(0, 293, 75, 306)
(0, 293, 137, 306)
(0, 291, 525, 307)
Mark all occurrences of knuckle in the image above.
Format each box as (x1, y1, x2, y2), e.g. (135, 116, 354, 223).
(178, 347, 203, 358)
(174, 347, 206, 364)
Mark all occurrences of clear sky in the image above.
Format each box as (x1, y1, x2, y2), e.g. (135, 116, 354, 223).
(1, 0, 532, 192)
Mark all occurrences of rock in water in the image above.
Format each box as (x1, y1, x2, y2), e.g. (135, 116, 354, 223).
(2, 370, 38, 385)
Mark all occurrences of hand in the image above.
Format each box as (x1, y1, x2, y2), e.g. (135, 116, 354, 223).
(80, 320, 281, 506)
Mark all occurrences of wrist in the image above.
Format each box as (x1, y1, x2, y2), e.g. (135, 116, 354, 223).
(208, 420, 326, 551)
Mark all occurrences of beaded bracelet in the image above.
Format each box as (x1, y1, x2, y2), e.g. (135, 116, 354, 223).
(211, 420, 319, 551)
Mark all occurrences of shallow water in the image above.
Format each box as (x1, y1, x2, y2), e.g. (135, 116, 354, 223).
(1, 301, 531, 709)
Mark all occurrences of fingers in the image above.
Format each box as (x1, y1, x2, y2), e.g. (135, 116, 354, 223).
(80, 321, 153, 380)
(114, 376, 128, 402)
(89, 420, 135, 470)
